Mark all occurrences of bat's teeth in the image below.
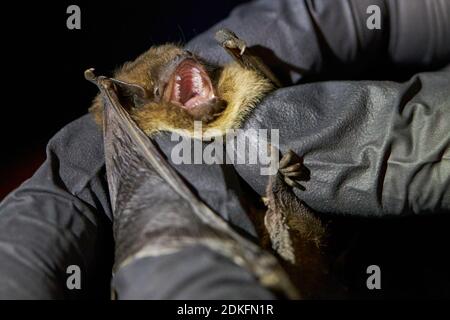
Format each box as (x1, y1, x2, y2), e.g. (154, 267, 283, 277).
(167, 58, 215, 109)
(192, 68, 203, 94)
(174, 76, 181, 100)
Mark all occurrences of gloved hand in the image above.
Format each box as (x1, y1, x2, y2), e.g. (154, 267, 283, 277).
(184, 0, 450, 216)
(234, 68, 450, 216)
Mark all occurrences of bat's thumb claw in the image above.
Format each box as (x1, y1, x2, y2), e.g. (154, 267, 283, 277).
(84, 68, 97, 82)
(214, 28, 233, 45)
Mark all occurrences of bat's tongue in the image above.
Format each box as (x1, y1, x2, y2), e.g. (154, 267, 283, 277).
(167, 59, 215, 109)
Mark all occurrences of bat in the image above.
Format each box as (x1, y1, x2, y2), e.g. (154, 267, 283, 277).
(86, 29, 342, 298)
(84, 67, 300, 299)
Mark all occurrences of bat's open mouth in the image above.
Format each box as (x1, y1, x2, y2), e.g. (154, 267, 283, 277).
(164, 58, 216, 110)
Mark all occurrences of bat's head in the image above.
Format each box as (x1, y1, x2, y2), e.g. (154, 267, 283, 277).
(90, 44, 273, 138)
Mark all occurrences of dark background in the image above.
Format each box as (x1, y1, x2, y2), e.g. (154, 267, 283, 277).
(0, 0, 248, 199)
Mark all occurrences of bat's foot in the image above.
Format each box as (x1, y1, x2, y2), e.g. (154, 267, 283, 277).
(278, 150, 307, 191)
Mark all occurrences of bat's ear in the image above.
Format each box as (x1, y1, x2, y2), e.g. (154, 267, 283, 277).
(109, 78, 149, 109)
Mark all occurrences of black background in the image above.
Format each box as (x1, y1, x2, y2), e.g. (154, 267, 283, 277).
(1, 0, 248, 197)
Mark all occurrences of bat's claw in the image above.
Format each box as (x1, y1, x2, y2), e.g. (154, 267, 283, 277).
(215, 28, 247, 56)
(84, 68, 97, 81)
(84, 68, 112, 90)
(239, 44, 246, 55)
(278, 150, 307, 191)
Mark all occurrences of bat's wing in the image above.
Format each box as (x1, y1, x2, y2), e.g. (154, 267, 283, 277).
(84, 69, 299, 299)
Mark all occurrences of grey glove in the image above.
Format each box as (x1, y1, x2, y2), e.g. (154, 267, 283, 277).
(185, 0, 450, 216)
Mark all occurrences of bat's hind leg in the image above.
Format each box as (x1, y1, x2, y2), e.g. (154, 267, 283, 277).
(263, 149, 340, 298)
(264, 149, 321, 261)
